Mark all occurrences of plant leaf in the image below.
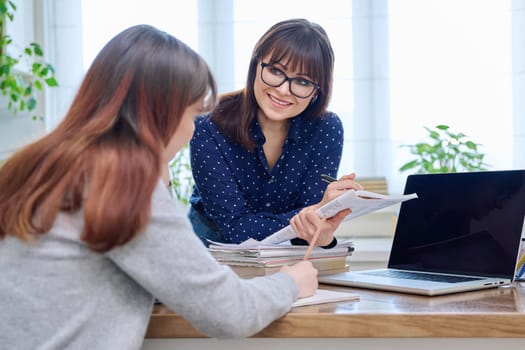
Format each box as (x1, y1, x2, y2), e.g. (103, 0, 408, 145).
(45, 77, 58, 87)
(399, 160, 419, 172)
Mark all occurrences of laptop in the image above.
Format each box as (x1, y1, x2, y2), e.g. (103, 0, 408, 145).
(319, 170, 525, 296)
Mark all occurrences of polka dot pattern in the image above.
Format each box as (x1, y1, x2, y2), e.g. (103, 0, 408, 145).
(189, 112, 344, 243)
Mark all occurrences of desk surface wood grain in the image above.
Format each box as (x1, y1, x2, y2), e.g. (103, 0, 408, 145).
(146, 282, 525, 338)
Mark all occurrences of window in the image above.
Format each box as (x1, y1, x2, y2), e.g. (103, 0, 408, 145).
(81, 0, 198, 70)
(388, 0, 514, 192)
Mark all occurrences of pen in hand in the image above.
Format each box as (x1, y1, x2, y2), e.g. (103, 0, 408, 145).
(322, 173, 364, 191)
(303, 174, 356, 259)
(303, 226, 322, 261)
(321, 174, 337, 184)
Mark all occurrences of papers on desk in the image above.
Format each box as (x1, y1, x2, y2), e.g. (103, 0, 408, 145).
(209, 238, 353, 254)
(208, 238, 353, 262)
(208, 239, 354, 278)
(261, 189, 418, 244)
(292, 289, 360, 308)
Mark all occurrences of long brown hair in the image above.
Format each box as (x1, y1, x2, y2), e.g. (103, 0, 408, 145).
(210, 18, 334, 150)
(0, 25, 217, 252)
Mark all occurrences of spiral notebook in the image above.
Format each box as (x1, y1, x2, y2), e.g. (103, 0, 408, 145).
(319, 170, 525, 296)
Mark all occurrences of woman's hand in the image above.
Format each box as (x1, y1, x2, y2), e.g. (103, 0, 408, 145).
(280, 261, 318, 298)
(289, 172, 361, 246)
(318, 172, 363, 207)
(290, 206, 350, 246)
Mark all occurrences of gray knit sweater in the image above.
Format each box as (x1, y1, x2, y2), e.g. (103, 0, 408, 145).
(0, 182, 298, 349)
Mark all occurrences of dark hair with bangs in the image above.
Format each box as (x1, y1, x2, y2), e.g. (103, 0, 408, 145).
(210, 18, 334, 151)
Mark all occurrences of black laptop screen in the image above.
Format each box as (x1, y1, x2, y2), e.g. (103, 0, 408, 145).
(388, 170, 525, 278)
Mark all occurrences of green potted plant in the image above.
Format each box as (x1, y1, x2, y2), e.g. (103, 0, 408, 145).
(0, 0, 58, 120)
(399, 124, 489, 174)
(168, 143, 194, 205)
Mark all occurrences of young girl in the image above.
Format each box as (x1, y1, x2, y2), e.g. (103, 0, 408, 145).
(0, 25, 320, 349)
(189, 18, 361, 246)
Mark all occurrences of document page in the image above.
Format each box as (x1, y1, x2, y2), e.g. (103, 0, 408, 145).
(261, 190, 418, 244)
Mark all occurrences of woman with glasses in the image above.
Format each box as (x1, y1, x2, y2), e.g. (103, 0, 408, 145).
(189, 18, 362, 247)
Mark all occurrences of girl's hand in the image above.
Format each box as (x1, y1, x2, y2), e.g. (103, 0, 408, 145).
(280, 260, 318, 298)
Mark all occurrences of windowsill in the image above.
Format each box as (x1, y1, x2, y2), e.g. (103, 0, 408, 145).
(335, 204, 400, 238)
(335, 205, 399, 270)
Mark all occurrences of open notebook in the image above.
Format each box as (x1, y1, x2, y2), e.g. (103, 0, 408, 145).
(292, 289, 359, 307)
(319, 170, 525, 296)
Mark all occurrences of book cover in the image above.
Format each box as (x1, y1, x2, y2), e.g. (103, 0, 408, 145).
(230, 263, 349, 279)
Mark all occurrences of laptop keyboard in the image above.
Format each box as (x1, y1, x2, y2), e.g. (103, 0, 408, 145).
(362, 269, 483, 283)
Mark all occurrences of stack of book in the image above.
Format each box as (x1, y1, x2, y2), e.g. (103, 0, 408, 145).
(208, 239, 354, 278)
(356, 176, 388, 195)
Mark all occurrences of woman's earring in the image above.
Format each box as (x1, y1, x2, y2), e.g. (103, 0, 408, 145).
(310, 94, 318, 105)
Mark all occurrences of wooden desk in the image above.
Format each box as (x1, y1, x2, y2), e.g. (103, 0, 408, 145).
(143, 283, 525, 350)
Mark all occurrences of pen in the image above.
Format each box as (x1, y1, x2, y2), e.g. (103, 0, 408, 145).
(303, 227, 321, 261)
(321, 174, 337, 184)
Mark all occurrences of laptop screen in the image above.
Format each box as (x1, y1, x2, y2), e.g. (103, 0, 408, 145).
(389, 170, 525, 278)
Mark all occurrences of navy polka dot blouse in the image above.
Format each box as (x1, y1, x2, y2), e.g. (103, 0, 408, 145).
(189, 112, 344, 243)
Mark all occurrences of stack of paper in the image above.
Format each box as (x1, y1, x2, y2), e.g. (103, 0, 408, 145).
(209, 239, 354, 278)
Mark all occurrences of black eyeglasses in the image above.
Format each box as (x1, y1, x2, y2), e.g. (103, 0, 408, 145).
(260, 62, 319, 99)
